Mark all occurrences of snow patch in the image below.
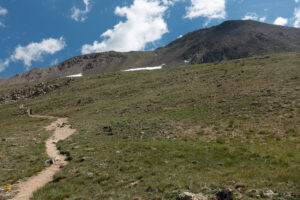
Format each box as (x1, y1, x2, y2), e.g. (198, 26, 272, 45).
(124, 64, 165, 72)
(66, 73, 83, 78)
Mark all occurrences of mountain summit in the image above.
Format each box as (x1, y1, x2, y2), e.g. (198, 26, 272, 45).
(1, 20, 300, 86)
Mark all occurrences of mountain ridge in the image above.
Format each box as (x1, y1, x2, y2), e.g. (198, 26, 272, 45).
(1, 20, 300, 86)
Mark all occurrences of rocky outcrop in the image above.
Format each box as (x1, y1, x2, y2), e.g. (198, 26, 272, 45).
(176, 187, 299, 200)
(0, 79, 72, 104)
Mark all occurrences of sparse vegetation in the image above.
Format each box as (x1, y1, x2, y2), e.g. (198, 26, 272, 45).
(0, 52, 299, 199)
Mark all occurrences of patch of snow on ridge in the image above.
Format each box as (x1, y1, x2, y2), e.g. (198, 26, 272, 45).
(124, 64, 165, 72)
(66, 73, 83, 78)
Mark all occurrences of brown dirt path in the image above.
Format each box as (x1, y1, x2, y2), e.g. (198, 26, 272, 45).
(11, 111, 76, 200)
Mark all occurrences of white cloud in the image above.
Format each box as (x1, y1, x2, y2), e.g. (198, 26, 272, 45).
(0, 59, 10, 72)
(295, 0, 300, 3)
(161, 0, 181, 6)
(0, 6, 8, 28)
(0, 21, 5, 28)
(184, 0, 226, 20)
(273, 17, 288, 26)
(50, 58, 59, 66)
(259, 16, 267, 22)
(294, 7, 300, 27)
(242, 12, 266, 22)
(71, 0, 91, 22)
(81, 0, 168, 54)
(0, 6, 7, 16)
(243, 13, 258, 20)
(0, 37, 66, 72)
(11, 37, 66, 67)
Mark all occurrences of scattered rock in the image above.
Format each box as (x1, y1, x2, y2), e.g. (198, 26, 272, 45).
(261, 189, 275, 198)
(290, 76, 298, 80)
(87, 172, 95, 178)
(44, 159, 53, 166)
(251, 101, 259, 106)
(235, 184, 246, 193)
(219, 99, 226, 103)
(0, 80, 72, 105)
(216, 189, 233, 200)
(146, 187, 159, 193)
(85, 148, 95, 152)
(103, 126, 113, 135)
(176, 192, 208, 200)
(79, 156, 90, 162)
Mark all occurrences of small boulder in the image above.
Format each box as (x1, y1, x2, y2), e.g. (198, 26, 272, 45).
(216, 189, 233, 200)
(176, 192, 208, 200)
(44, 159, 53, 165)
(261, 189, 274, 198)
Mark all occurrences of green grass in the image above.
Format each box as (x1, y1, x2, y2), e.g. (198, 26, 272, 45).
(0, 104, 52, 186)
(0, 52, 299, 199)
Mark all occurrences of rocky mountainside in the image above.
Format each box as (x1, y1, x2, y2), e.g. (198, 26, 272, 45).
(1, 20, 300, 86)
(0, 79, 72, 104)
(0, 78, 7, 84)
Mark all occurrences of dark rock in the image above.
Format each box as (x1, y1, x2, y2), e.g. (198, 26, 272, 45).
(44, 159, 53, 165)
(65, 156, 73, 162)
(216, 189, 233, 200)
(103, 126, 113, 135)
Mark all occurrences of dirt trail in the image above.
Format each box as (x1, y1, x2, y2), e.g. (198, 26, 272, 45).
(11, 111, 76, 200)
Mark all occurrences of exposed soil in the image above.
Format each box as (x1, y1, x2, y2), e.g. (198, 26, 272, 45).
(11, 112, 76, 200)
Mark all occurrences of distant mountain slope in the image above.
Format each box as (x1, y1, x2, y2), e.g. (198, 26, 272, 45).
(1, 20, 300, 86)
(157, 20, 300, 64)
(0, 78, 7, 84)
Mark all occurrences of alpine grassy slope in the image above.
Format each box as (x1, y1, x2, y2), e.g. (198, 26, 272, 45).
(0, 52, 299, 199)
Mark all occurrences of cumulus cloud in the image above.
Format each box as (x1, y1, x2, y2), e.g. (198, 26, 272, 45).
(294, 7, 300, 27)
(184, 0, 226, 20)
(273, 17, 288, 26)
(242, 12, 266, 22)
(11, 37, 66, 67)
(71, 0, 91, 22)
(0, 37, 66, 72)
(81, 0, 168, 54)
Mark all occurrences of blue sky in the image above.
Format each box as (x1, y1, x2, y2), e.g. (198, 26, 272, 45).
(0, 0, 300, 78)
